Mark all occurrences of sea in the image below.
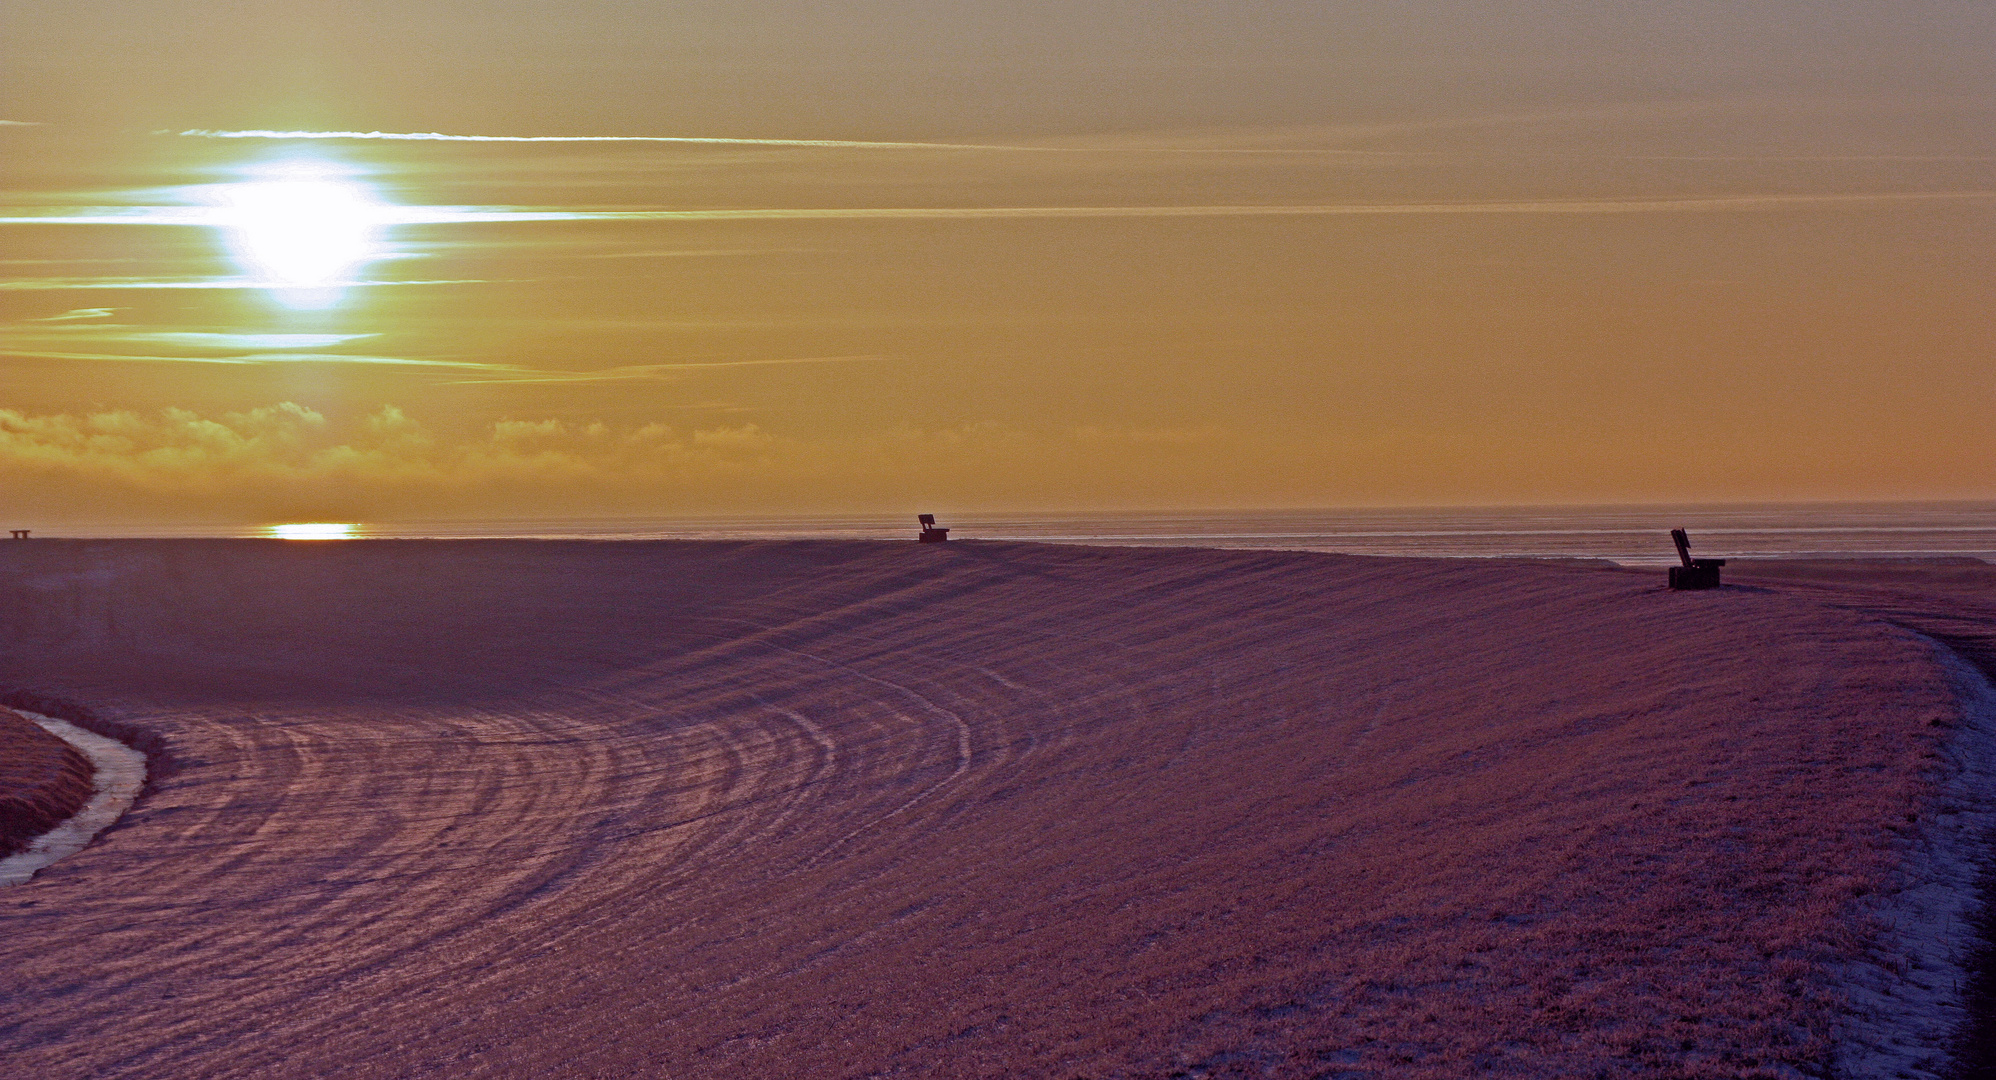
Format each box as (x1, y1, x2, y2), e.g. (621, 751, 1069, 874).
(40, 502, 1996, 567)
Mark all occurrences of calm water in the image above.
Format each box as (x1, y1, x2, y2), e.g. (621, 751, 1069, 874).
(41, 502, 1996, 567)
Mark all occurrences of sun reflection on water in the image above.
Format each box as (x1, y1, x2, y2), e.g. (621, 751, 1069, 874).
(267, 523, 360, 540)
(207, 160, 386, 309)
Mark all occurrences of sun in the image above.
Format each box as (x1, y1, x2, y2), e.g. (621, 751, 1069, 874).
(210, 161, 385, 309)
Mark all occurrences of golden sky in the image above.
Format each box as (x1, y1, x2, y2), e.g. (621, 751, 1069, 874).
(2, 3, 1994, 526)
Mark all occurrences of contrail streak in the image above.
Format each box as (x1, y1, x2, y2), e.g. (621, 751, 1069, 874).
(173, 129, 1026, 151)
(0, 277, 492, 290)
(517, 191, 1996, 219)
(168, 128, 1410, 156)
(6, 191, 1991, 233)
(163, 129, 1996, 162)
(442, 355, 884, 384)
(0, 347, 504, 368)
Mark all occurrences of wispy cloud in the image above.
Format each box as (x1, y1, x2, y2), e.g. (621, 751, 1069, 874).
(171, 127, 1471, 160)
(3, 322, 374, 352)
(0, 314, 875, 378)
(0, 277, 494, 291)
(441, 354, 884, 384)
(0, 400, 1217, 515)
(0, 207, 363, 225)
(164, 126, 1996, 163)
(0, 317, 477, 368)
(565, 248, 813, 260)
(0, 351, 875, 379)
(0, 258, 146, 266)
(167, 128, 1426, 157)
(10, 191, 1992, 232)
(0, 347, 503, 368)
(0, 402, 792, 507)
(174, 129, 1027, 151)
(531, 191, 1996, 219)
(0, 398, 1274, 517)
(128, 332, 377, 350)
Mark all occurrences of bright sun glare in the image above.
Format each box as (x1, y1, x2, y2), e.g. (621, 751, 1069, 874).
(210, 161, 385, 309)
(269, 523, 359, 540)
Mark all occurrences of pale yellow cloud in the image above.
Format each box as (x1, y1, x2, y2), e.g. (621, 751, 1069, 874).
(0, 403, 792, 511)
(0, 402, 1253, 522)
(6, 395, 1980, 526)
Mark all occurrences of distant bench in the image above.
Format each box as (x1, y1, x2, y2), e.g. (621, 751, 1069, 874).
(1668, 528, 1724, 590)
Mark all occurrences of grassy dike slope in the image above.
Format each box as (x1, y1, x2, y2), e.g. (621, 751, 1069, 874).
(0, 706, 95, 858)
(0, 539, 1978, 1079)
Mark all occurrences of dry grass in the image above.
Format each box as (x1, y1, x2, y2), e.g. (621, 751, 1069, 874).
(0, 706, 95, 857)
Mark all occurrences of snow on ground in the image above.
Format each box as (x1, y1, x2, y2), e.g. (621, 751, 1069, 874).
(0, 540, 1987, 1078)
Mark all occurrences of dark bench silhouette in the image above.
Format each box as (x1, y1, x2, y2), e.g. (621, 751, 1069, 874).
(8, 530, 27, 540)
(917, 514, 949, 543)
(1667, 528, 1723, 590)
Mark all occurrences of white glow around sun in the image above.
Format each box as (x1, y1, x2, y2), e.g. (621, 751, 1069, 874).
(268, 523, 359, 540)
(209, 160, 386, 309)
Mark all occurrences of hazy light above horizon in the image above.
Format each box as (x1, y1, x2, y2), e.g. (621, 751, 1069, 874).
(4, 46, 1995, 522)
(207, 161, 384, 309)
(268, 522, 359, 540)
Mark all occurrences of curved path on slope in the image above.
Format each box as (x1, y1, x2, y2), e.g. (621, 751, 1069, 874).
(0, 540, 1979, 1079)
(0, 711, 146, 886)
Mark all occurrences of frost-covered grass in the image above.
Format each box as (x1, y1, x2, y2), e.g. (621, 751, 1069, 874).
(0, 542, 1984, 1078)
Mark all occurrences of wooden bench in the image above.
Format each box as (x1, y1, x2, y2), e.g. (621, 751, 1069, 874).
(1667, 528, 1724, 590)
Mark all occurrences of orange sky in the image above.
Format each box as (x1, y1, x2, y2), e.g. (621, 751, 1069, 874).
(2, 3, 1994, 526)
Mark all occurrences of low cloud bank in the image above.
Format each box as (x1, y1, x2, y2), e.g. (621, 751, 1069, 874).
(0, 401, 1236, 522)
(0, 402, 785, 519)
